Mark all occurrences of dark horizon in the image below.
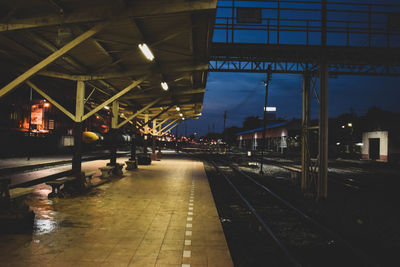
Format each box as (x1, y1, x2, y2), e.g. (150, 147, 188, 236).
(183, 72, 400, 137)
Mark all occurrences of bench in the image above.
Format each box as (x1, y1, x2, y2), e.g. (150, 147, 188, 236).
(84, 171, 96, 186)
(0, 178, 34, 214)
(46, 177, 76, 198)
(0, 178, 11, 200)
(0, 181, 35, 225)
(99, 166, 114, 179)
(137, 155, 151, 165)
(9, 187, 35, 199)
(125, 159, 138, 170)
(112, 163, 125, 177)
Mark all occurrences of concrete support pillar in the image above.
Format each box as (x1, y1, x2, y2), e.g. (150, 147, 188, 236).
(72, 81, 84, 177)
(301, 73, 311, 192)
(109, 100, 119, 166)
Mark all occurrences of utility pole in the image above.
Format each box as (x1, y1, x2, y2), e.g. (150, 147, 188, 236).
(260, 66, 272, 174)
(223, 110, 227, 132)
(223, 110, 227, 143)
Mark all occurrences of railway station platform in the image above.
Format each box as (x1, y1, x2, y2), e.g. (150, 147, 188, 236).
(0, 150, 129, 174)
(0, 156, 233, 267)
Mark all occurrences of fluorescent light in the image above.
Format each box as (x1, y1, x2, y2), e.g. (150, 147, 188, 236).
(176, 106, 180, 111)
(138, 43, 154, 61)
(264, 106, 276, 112)
(161, 82, 168, 90)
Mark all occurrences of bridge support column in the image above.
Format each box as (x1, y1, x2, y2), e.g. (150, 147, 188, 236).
(301, 72, 311, 192)
(318, 0, 328, 200)
(318, 63, 329, 200)
(72, 81, 84, 178)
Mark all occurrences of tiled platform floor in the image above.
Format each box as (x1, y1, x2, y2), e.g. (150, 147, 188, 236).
(0, 157, 233, 267)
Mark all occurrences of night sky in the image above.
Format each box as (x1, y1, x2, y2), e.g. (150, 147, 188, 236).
(181, 0, 400, 137)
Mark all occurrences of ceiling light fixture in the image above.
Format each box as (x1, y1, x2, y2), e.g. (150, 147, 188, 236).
(161, 82, 168, 90)
(138, 43, 154, 61)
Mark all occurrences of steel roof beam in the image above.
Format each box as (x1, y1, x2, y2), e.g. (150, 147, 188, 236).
(36, 62, 209, 81)
(136, 105, 174, 134)
(26, 80, 76, 121)
(117, 97, 163, 129)
(0, 22, 107, 98)
(162, 122, 180, 135)
(0, 0, 217, 32)
(123, 88, 205, 100)
(159, 119, 179, 133)
(82, 75, 149, 121)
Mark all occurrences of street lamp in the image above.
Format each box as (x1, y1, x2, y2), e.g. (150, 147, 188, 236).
(260, 66, 272, 175)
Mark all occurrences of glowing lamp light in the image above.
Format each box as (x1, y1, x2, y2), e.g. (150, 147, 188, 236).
(43, 102, 50, 108)
(176, 106, 180, 111)
(264, 106, 276, 112)
(180, 113, 183, 117)
(104, 105, 110, 110)
(182, 117, 185, 120)
(161, 82, 168, 90)
(138, 43, 154, 61)
(347, 123, 353, 127)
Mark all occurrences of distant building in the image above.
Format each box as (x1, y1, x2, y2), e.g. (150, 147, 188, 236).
(361, 131, 400, 162)
(236, 120, 301, 152)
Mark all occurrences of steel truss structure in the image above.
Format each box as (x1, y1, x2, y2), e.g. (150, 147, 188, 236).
(210, 0, 400, 199)
(209, 58, 400, 76)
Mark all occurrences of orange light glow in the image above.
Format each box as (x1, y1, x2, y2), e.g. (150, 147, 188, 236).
(43, 102, 50, 108)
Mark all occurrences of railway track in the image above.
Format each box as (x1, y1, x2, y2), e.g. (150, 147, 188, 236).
(210, 159, 375, 267)
(254, 156, 364, 191)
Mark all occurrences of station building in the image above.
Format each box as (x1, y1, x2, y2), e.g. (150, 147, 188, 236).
(361, 131, 400, 162)
(236, 120, 301, 152)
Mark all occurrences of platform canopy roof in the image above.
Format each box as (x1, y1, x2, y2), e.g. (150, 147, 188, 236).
(0, 0, 217, 127)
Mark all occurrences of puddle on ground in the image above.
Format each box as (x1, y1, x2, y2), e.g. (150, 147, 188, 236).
(27, 185, 59, 236)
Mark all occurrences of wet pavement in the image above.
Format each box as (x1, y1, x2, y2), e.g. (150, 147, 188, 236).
(0, 157, 233, 267)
